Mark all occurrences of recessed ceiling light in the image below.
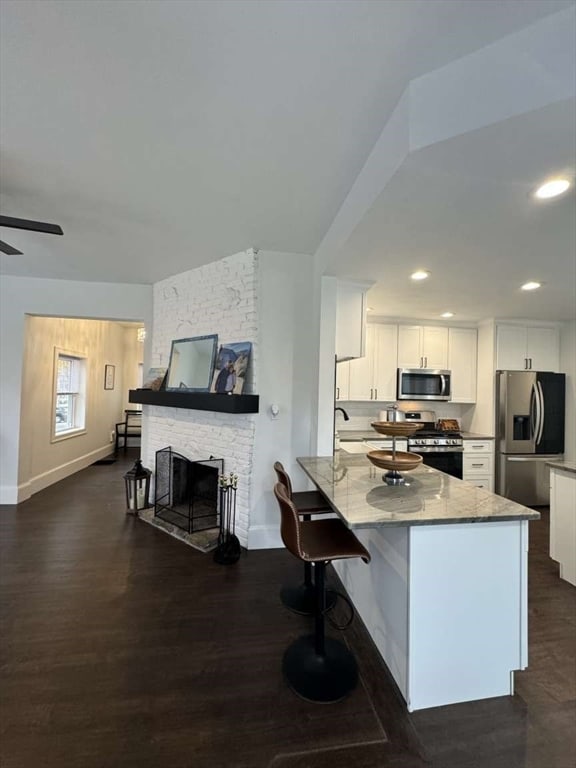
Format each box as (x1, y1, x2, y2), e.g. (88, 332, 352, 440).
(411, 270, 430, 281)
(534, 179, 571, 199)
(521, 281, 541, 291)
(441, 312, 454, 318)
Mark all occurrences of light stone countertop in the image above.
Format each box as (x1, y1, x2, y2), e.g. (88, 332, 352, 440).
(547, 460, 576, 475)
(297, 454, 540, 529)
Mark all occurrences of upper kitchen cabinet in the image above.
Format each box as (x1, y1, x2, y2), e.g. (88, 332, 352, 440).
(335, 361, 350, 401)
(448, 327, 477, 402)
(336, 281, 370, 361)
(348, 323, 398, 401)
(397, 325, 449, 369)
(496, 324, 560, 372)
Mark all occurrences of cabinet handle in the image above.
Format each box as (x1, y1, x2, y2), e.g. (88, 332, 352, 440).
(425, 356, 428, 368)
(370, 388, 373, 400)
(374, 388, 378, 400)
(471, 463, 484, 467)
(529, 358, 533, 370)
(336, 387, 340, 400)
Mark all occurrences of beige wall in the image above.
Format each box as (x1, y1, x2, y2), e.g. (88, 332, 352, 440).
(18, 316, 141, 495)
(122, 325, 145, 411)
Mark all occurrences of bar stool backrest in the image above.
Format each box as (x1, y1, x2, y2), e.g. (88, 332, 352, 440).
(274, 482, 304, 561)
(273, 461, 293, 498)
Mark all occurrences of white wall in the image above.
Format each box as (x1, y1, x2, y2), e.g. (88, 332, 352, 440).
(560, 320, 576, 461)
(0, 275, 152, 504)
(250, 251, 320, 548)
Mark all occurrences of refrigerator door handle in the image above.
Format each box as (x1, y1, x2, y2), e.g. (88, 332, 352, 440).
(507, 456, 560, 462)
(530, 383, 538, 439)
(536, 381, 545, 445)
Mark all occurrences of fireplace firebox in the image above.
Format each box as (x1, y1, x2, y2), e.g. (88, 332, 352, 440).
(154, 447, 223, 534)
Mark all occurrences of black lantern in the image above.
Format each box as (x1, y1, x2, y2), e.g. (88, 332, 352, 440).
(123, 459, 151, 514)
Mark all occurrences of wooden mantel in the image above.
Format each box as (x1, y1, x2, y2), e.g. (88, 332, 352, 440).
(129, 389, 259, 414)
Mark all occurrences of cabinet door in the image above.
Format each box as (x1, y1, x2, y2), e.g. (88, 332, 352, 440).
(422, 327, 449, 369)
(526, 327, 559, 372)
(448, 328, 477, 402)
(372, 323, 398, 401)
(336, 282, 367, 360)
(397, 326, 423, 368)
(335, 361, 350, 401)
(348, 326, 373, 400)
(496, 325, 528, 370)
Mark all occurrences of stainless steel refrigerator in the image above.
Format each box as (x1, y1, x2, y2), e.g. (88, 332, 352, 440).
(495, 371, 565, 506)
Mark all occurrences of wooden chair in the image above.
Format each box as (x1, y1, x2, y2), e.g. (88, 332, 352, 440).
(115, 410, 142, 455)
(273, 461, 336, 615)
(274, 482, 370, 702)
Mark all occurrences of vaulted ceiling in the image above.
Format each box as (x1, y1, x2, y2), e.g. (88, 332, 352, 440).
(1, 0, 574, 321)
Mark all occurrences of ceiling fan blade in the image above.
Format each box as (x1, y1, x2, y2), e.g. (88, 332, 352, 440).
(0, 240, 23, 255)
(0, 215, 63, 235)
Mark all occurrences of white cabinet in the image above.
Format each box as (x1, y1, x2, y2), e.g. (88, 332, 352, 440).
(549, 467, 576, 586)
(448, 328, 477, 403)
(462, 440, 494, 492)
(397, 325, 448, 369)
(496, 324, 559, 372)
(336, 281, 368, 361)
(348, 323, 398, 401)
(335, 361, 350, 401)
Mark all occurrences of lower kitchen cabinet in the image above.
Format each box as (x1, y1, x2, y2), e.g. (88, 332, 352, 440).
(463, 440, 494, 491)
(549, 466, 576, 587)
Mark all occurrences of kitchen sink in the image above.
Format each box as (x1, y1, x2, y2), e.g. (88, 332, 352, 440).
(339, 442, 370, 454)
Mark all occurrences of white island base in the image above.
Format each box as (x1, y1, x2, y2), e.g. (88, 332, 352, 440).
(333, 519, 529, 712)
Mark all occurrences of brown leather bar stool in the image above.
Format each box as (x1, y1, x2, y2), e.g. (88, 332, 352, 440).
(274, 482, 371, 703)
(273, 461, 336, 616)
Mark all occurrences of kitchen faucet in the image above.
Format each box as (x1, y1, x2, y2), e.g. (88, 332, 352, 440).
(333, 406, 350, 452)
(335, 406, 350, 421)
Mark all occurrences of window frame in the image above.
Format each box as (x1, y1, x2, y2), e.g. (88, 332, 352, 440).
(51, 348, 87, 442)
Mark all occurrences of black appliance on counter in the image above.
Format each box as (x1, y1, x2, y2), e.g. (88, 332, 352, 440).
(403, 411, 463, 479)
(495, 370, 565, 506)
(397, 368, 452, 401)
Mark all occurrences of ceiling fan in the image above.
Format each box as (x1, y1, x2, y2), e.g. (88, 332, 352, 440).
(0, 214, 63, 255)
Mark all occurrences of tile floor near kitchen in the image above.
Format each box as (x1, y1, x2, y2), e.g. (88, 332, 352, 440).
(0, 451, 574, 768)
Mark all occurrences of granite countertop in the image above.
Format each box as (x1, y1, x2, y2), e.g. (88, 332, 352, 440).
(297, 453, 540, 528)
(547, 460, 576, 475)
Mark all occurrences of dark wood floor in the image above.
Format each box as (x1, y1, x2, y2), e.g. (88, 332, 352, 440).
(1, 453, 574, 768)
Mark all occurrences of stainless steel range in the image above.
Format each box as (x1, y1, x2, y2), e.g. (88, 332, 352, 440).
(403, 411, 464, 479)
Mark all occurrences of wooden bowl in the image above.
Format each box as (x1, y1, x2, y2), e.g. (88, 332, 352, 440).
(367, 450, 423, 472)
(370, 421, 424, 437)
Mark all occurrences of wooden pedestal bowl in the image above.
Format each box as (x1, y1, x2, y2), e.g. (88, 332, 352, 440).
(370, 421, 423, 437)
(366, 450, 423, 472)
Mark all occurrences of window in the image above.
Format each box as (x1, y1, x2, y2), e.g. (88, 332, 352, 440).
(53, 350, 87, 439)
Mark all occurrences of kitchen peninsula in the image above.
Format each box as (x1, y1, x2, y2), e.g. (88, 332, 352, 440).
(297, 453, 540, 711)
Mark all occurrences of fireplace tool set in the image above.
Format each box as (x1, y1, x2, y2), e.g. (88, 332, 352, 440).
(214, 472, 241, 564)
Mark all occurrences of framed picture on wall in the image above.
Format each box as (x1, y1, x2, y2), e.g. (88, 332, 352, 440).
(104, 364, 115, 390)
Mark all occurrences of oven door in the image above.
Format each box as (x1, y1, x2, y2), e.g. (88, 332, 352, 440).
(417, 450, 463, 479)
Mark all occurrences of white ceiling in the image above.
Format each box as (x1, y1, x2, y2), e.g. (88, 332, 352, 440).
(1, 0, 575, 322)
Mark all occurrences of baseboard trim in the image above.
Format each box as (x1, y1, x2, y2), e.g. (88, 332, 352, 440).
(248, 525, 283, 550)
(13, 445, 115, 503)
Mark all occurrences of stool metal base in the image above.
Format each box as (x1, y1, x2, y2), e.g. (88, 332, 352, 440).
(283, 634, 358, 703)
(280, 583, 337, 616)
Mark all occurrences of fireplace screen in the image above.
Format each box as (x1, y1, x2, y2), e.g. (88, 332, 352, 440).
(155, 447, 223, 533)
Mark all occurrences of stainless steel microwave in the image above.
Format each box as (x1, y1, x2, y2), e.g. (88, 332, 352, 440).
(397, 368, 452, 401)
